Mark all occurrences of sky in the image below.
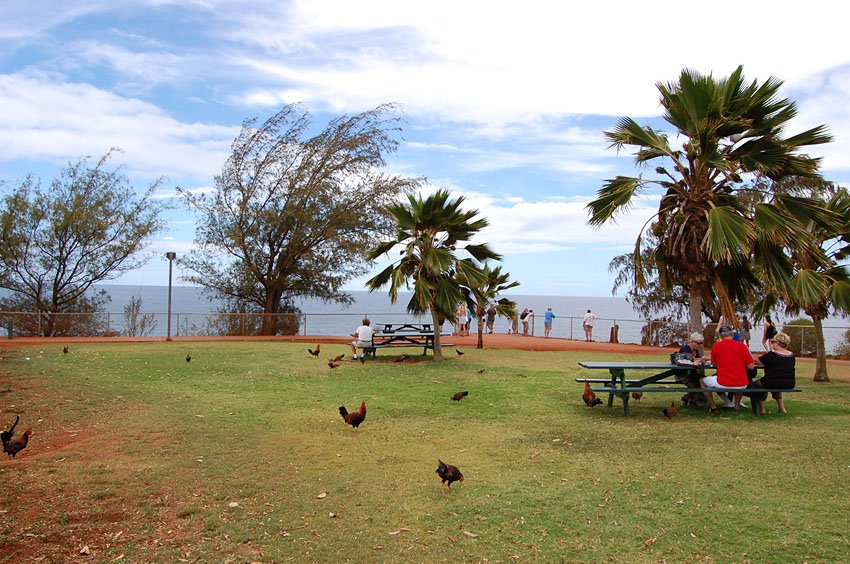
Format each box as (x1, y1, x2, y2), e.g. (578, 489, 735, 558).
(2, 1, 850, 297)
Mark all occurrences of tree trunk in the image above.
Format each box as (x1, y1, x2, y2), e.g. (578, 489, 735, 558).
(688, 291, 703, 334)
(430, 307, 443, 361)
(476, 306, 485, 349)
(812, 315, 829, 382)
(261, 289, 281, 335)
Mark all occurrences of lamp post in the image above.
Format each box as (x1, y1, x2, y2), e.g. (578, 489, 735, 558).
(165, 252, 177, 341)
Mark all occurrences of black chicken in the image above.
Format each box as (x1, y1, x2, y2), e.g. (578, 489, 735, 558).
(436, 460, 464, 491)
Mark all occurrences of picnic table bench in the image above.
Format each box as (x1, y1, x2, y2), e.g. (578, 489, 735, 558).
(577, 361, 801, 416)
(358, 323, 454, 356)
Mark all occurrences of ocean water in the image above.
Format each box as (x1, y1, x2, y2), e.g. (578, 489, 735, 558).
(88, 285, 850, 351)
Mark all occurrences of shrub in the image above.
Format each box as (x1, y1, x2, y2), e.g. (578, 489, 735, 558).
(834, 328, 850, 360)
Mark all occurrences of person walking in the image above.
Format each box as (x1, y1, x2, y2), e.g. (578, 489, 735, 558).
(582, 309, 597, 342)
(739, 315, 752, 348)
(762, 315, 777, 352)
(543, 307, 555, 338)
(486, 303, 496, 334)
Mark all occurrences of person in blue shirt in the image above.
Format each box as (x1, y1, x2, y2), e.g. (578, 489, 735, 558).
(544, 307, 556, 338)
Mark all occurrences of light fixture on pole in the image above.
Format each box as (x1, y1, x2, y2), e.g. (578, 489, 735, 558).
(165, 252, 177, 341)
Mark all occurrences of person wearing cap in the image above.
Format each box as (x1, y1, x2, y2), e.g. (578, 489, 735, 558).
(749, 332, 795, 415)
(702, 324, 755, 412)
(679, 331, 707, 406)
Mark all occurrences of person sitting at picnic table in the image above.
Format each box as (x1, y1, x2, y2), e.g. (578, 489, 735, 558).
(679, 331, 707, 406)
(702, 324, 754, 413)
(749, 332, 795, 415)
(350, 318, 374, 361)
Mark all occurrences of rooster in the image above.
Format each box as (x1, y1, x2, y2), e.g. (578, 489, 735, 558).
(328, 360, 340, 369)
(631, 391, 643, 402)
(308, 344, 321, 357)
(436, 460, 464, 492)
(63, 346, 69, 354)
(451, 391, 469, 401)
(330, 354, 345, 363)
(1, 415, 19, 450)
(339, 401, 366, 429)
(663, 401, 677, 420)
(455, 349, 465, 356)
(185, 354, 192, 363)
(3, 417, 31, 459)
(582, 381, 603, 407)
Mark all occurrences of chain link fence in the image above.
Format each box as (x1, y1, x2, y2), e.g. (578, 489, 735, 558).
(1, 310, 848, 354)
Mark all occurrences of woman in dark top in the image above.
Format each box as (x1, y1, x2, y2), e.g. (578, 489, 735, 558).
(752, 332, 795, 415)
(762, 315, 777, 352)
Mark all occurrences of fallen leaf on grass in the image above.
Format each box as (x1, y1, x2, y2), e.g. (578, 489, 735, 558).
(463, 531, 480, 539)
(316, 492, 327, 499)
(643, 537, 657, 547)
(388, 527, 411, 535)
(79, 545, 91, 555)
(329, 512, 337, 518)
(372, 545, 384, 550)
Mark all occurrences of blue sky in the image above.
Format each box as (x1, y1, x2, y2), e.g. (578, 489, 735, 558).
(2, 1, 850, 297)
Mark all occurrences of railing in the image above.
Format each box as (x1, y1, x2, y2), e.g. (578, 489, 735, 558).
(1, 310, 847, 354)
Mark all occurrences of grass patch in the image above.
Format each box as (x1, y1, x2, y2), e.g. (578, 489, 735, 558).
(1, 342, 849, 562)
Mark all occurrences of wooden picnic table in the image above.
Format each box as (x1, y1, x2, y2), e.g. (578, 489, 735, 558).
(576, 361, 799, 416)
(359, 323, 453, 356)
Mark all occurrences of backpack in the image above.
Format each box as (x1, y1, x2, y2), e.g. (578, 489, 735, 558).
(670, 352, 695, 365)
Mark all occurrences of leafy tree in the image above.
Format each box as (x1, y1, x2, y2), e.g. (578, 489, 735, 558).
(0, 150, 167, 336)
(757, 179, 850, 381)
(465, 264, 518, 349)
(587, 66, 832, 333)
(366, 189, 500, 361)
(180, 103, 418, 335)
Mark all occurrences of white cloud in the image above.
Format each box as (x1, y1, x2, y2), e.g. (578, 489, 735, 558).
(0, 73, 236, 182)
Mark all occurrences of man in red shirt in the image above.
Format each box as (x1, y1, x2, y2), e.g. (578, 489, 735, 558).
(702, 325, 755, 413)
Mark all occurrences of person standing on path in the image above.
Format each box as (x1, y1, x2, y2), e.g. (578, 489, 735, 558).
(762, 315, 777, 352)
(582, 309, 597, 342)
(520, 308, 532, 336)
(486, 303, 497, 334)
(544, 307, 555, 338)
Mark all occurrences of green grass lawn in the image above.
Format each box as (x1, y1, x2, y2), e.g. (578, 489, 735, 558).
(1, 342, 849, 562)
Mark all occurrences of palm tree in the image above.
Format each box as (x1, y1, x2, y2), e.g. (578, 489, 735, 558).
(757, 180, 850, 381)
(587, 66, 833, 333)
(366, 189, 501, 361)
(464, 264, 519, 349)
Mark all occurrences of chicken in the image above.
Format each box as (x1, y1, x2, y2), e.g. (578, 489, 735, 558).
(1, 415, 19, 450)
(451, 391, 468, 401)
(330, 354, 345, 363)
(339, 401, 366, 429)
(185, 354, 192, 363)
(3, 419, 31, 459)
(63, 346, 69, 354)
(328, 360, 340, 369)
(308, 344, 321, 357)
(663, 401, 677, 420)
(631, 391, 643, 402)
(435, 460, 464, 491)
(455, 350, 465, 356)
(582, 381, 603, 407)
